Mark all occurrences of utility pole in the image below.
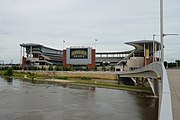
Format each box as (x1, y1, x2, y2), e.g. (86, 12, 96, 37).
(160, 0, 164, 63)
(160, 0, 179, 63)
(153, 34, 156, 62)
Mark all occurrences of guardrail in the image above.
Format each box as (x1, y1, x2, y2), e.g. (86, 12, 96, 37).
(116, 62, 173, 120)
(138, 62, 173, 120)
(159, 63, 173, 120)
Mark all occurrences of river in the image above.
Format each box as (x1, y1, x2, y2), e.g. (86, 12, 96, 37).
(0, 77, 158, 120)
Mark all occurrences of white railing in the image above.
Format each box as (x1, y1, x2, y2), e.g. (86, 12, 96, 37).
(117, 62, 173, 120)
(159, 63, 173, 120)
(137, 62, 173, 120)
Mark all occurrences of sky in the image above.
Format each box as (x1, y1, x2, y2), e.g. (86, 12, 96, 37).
(0, 0, 180, 64)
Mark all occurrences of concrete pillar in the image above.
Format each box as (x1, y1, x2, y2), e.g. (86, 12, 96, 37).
(144, 43, 146, 66)
(23, 47, 25, 57)
(153, 78, 159, 96)
(30, 46, 32, 58)
(159, 45, 161, 61)
(20, 46, 22, 65)
(147, 78, 159, 97)
(154, 43, 157, 62)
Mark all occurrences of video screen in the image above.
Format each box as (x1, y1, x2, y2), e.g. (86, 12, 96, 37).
(70, 48, 88, 59)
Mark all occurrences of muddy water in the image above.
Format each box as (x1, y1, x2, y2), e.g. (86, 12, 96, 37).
(0, 77, 158, 120)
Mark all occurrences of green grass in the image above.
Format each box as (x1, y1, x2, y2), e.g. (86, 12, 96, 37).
(69, 79, 151, 93)
(55, 76, 68, 80)
(2, 71, 152, 93)
(80, 76, 92, 80)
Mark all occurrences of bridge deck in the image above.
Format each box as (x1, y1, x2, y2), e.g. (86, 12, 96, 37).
(167, 69, 180, 120)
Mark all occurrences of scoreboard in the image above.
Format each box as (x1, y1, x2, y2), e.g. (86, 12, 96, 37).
(66, 47, 92, 65)
(70, 48, 88, 59)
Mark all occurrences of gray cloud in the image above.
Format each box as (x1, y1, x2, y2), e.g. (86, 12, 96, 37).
(0, 0, 180, 63)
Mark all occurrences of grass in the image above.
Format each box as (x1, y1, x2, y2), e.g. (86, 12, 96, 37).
(0, 70, 152, 93)
(55, 76, 68, 80)
(80, 76, 92, 80)
(69, 79, 151, 93)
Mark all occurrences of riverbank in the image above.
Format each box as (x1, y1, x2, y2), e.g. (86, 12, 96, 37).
(0, 70, 152, 93)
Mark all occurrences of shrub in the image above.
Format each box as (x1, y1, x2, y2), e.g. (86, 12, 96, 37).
(4, 67, 13, 76)
(48, 65, 54, 71)
(80, 76, 92, 80)
(55, 66, 60, 71)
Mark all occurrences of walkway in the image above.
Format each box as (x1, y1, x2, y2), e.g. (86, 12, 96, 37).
(167, 69, 180, 120)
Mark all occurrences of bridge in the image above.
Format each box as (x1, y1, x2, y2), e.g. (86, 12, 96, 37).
(167, 69, 180, 120)
(116, 62, 173, 120)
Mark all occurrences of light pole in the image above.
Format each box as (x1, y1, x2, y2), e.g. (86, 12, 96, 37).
(160, 33, 179, 63)
(62, 40, 65, 49)
(160, 0, 179, 63)
(95, 39, 98, 50)
(160, 0, 164, 63)
(153, 34, 156, 62)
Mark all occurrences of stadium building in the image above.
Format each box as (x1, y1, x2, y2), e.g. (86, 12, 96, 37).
(20, 43, 63, 66)
(20, 40, 160, 71)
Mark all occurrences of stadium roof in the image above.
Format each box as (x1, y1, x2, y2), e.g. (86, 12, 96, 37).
(20, 43, 62, 51)
(125, 40, 161, 51)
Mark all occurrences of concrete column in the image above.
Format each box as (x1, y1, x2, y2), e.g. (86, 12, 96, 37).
(144, 43, 146, 66)
(20, 46, 22, 65)
(159, 45, 161, 61)
(23, 47, 25, 57)
(30, 46, 32, 58)
(154, 43, 157, 62)
(147, 78, 159, 97)
(153, 78, 159, 96)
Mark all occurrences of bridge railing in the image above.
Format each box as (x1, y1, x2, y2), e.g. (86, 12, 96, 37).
(137, 62, 173, 120)
(116, 62, 173, 120)
(159, 63, 173, 120)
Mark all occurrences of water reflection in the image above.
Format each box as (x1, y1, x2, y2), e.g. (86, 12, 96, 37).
(4, 77, 13, 83)
(0, 77, 157, 120)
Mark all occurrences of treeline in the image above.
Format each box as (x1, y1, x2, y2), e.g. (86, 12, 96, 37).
(164, 60, 180, 68)
(0, 65, 74, 71)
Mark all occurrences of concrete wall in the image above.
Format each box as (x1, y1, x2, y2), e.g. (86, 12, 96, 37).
(127, 57, 144, 68)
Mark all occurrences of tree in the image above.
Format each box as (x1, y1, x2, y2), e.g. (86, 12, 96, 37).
(48, 65, 54, 71)
(55, 66, 60, 71)
(164, 61, 168, 68)
(4, 67, 13, 76)
(175, 60, 180, 68)
(102, 65, 106, 71)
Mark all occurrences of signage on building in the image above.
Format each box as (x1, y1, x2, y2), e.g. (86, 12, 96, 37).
(70, 48, 88, 59)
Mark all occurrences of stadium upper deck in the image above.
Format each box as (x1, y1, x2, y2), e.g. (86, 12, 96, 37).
(20, 43, 63, 66)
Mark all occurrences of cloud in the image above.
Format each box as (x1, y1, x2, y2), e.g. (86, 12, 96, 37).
(0, 0, 179, 63)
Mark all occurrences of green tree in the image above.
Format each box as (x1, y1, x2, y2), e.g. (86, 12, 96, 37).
(102, 65, 106, 71)
(4, 67, 13, 76)
(55, 66, 60, 71)
(48, 65, 54, 71)
(175, 60, 180, 68)
(164, 61, 168, 68)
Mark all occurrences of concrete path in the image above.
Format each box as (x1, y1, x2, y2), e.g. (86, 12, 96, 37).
(167, 69, 180, 120)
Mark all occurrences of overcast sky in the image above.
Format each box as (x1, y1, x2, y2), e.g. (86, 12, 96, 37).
(0, 0, 180, 63)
